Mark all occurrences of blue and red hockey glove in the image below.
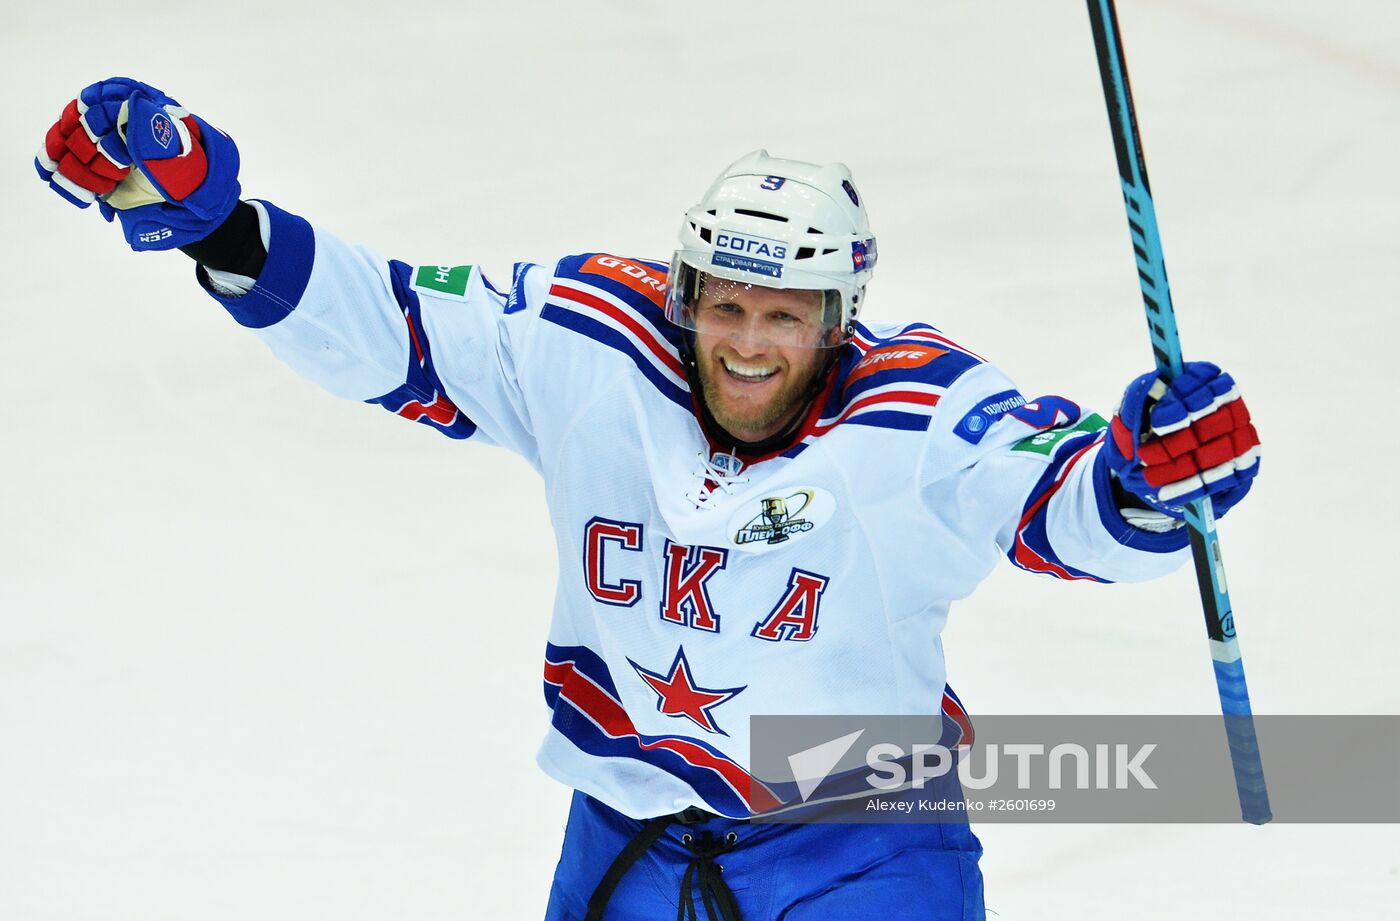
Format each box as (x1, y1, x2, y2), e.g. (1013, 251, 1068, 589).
(1100, 361, 1260, 519)
(35, 77, 240, 250)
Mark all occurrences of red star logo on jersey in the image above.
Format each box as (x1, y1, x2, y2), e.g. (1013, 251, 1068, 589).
(628, 646, 746, 736)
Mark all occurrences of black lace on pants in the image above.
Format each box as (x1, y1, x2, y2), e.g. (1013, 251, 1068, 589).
(583, 808, 743, 921)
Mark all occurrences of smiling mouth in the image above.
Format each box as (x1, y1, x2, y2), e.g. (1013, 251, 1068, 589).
(721, 356, 780, 383)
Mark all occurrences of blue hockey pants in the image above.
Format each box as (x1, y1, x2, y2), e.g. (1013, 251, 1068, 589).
(544, 791, 985, 920)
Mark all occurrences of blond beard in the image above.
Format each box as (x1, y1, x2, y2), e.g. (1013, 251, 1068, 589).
(697, 355, 825, 443)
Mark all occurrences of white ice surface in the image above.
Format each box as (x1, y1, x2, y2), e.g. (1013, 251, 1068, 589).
(2, 1, 1398, 918)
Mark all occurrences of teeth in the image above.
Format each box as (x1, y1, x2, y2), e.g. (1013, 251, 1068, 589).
(722, 358, 778, 382)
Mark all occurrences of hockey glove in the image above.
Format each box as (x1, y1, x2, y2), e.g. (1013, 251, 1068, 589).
(1100, 361, 1260, 519)
(35, 77, 240, 251)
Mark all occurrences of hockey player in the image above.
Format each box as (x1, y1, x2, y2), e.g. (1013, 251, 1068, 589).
(36, 78, 1260, 920)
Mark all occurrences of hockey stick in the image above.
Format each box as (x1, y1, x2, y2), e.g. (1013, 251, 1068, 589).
(1085, 0, 1272, 825)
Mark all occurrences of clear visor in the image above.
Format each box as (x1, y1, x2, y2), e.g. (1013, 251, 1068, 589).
(664, 254, 845, 351)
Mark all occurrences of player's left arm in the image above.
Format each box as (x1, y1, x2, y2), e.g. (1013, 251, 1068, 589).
(933, 361, 1258, 584)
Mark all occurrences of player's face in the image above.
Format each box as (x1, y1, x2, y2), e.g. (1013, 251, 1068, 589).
(691, 283, 834, 443)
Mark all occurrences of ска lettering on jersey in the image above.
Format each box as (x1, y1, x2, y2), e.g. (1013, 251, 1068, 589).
(583, 517, 828, 642)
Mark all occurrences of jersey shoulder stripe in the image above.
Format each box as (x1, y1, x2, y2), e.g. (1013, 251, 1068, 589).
(557, 253, 672, 313)
(542, 254, 690, 409)
(774, 325, 986, 457)
(846, 322, 985, 398)
(854, 322, 987, 363)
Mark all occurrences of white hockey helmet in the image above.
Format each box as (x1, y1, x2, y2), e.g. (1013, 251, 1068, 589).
(665, 150, 876, 346)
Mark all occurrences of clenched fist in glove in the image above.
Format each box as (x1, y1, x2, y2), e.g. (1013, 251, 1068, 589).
(1100, 361, 1260, 520)
(35, 77, 240, 250)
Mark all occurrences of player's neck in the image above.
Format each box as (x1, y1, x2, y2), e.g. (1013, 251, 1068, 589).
(690, 363, 837, 462)
(700, 399, 809, 457)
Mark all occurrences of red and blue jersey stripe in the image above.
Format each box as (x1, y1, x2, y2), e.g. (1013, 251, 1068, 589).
(365, 260, 479, 439)
(543, 642, 780, 817)
(540, 254, 691, 409)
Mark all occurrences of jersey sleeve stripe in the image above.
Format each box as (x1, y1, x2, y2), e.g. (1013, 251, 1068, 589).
(941, 686, 974, 747)
(363, 261, 479, 439)
(1010, 435, 1112, 582)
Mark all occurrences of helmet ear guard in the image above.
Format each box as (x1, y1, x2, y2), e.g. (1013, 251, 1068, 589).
(666, 150, 875, 343)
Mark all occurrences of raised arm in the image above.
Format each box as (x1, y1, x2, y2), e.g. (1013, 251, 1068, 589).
(926, 360, 1258, 584)
(37, 77, 543, 465)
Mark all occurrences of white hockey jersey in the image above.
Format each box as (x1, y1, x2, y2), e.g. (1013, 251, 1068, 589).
(198, 201, 1189, 819)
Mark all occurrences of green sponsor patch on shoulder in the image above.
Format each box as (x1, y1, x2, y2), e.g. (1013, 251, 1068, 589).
(412, 264, 474, 298)
(1012, 413, 1109, 456)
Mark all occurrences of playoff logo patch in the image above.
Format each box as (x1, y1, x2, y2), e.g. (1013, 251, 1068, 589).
(726, 487, 836, 551)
